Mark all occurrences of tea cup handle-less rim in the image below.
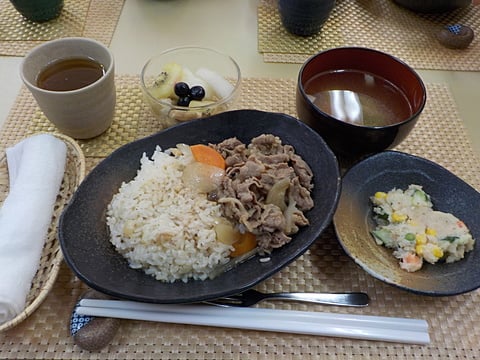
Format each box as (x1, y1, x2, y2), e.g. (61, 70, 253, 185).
(20, 37, 116, 140)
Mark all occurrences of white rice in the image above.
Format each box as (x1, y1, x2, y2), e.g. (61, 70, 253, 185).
(106, 146, 232, 283)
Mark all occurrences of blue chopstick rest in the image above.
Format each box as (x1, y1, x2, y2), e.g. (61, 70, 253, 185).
(436, 24, 474, 49)
(447, 24, 463, 35)
(69, 289, 121, 351)
(70, 302, 94, 336)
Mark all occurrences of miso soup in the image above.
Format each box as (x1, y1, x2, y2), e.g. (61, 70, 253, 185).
(304, 70, 412, 127)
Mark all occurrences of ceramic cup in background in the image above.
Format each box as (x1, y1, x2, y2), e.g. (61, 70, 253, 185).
(278, 0, 336, 36)
(21, 37, 116, 139)
(9, 0, 64, 22)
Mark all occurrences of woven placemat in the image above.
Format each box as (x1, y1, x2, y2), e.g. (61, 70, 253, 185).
(0, 76, 479, 359)
(258, 0, 480, 71)
(0, 0, 125, 56)
(25, 76, 299, 157)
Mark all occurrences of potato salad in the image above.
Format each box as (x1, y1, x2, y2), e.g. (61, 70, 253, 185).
(370, 184, 475, 272)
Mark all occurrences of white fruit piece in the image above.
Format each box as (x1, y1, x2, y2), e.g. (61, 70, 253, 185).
(149, 63, 183, 99)
(196, 68, 234, 100)
(180, 68, 214, 100)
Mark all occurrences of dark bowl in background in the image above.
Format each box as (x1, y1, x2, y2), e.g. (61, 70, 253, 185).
(392, 0, 471, 13)
(9, 0, 64, 22)
(296, 47, 426, 168)
(277, 0, 336, 36)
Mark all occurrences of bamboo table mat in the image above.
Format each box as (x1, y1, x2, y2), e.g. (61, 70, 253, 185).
(258, 0, 480, 71)
(0, 76, 479, 359)
(0, 0, 125, 56)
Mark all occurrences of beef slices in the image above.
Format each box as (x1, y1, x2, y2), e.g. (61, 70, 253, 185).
(212, 134, 314, 252)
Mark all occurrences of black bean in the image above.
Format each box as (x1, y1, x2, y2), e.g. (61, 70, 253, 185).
(177, 96, 191, 107)
(174, 82, 190, 97)
(190, 85, 206, 101)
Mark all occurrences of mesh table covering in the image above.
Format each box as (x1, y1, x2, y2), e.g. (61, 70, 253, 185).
(0, 0, 125, 56)
(0, 76, 479, 359)
(258, 0, 480, 71)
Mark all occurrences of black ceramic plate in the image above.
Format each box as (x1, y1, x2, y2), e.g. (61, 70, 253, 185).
(59, 109, 341, 303)
(334, 150, 480, 296)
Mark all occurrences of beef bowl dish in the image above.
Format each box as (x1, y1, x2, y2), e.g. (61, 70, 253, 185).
(58, 109, 341, 303)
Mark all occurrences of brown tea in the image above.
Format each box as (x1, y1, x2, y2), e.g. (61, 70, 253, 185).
(37, 57, 105, 91)
(304, 70, 412, 127)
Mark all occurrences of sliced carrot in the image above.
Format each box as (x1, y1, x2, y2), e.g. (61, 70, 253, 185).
(190, 144, 226, 170)
(230, 232, 257, 257)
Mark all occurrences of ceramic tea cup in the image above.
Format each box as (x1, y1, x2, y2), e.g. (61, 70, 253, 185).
(9, 0, 64, 23)
(278, 0, 336, 36)
(20, 37, 116, 139)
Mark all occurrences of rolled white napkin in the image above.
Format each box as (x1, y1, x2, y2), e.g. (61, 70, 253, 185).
(0, 134, 67, 324)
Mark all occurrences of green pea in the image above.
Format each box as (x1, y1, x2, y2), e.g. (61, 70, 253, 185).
(404, 233, 416, 241)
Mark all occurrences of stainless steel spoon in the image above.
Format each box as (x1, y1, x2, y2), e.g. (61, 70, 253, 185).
(204, 289, 369, 307)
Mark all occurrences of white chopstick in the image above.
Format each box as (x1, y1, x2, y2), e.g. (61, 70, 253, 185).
(77, 299, 430, 344)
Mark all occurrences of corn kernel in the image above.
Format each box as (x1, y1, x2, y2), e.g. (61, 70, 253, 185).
(415, 244, 424, 255)
(432, 246, 444, 258)
(425, 227, 437, 236)
(416, 233, 427, 245)
(392, 212, 407, 223)
(374, 192, 387, 199)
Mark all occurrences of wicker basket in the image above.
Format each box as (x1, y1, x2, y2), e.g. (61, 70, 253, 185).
(0, 132, 85, 332)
